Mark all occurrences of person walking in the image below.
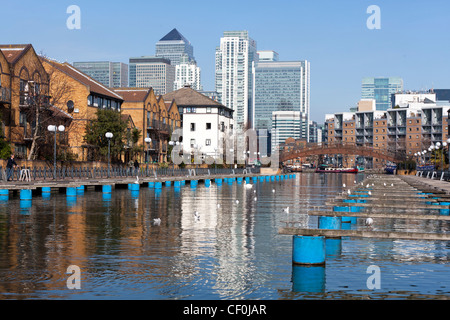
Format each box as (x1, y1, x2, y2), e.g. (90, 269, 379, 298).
(6, 154, 17, 181)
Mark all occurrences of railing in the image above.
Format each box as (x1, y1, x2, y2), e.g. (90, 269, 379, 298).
(0, 165, 261, 182)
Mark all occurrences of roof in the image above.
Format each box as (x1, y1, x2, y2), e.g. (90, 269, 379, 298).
(0, 44, 32, 65)
(163, 86, 231, 111)
(43, 58, 124, 101)
(113, 88, 152, 102)
(159, 28, 189, 43)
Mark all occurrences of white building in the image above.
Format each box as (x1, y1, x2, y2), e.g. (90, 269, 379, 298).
(271, 111, 306, 153)
(163, 86, 234, 160)
(257, 50, 279, 62)
(215, 31, 258, 130)
(174, 54, 202, 91)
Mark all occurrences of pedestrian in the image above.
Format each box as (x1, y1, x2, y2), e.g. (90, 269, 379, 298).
(134, 159, 139, 169)
(6, 154, 17, 181)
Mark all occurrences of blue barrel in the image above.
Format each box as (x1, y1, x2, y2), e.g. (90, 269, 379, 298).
(265, 176, 270, 182)
(205, 179, 211, 187)
(319, 216, 342, 230)
(325, 238, 342, 259)
(130, 183, 140, 191)
(215, 178, 222, 185)
(271, 176, 275, 181)
(259, 176, 264, 182)
(252, 177, 257, 183)
(102, 193, 112, 201)
(130, 190, 139, 199)
(165, 181, 171, 187)
(280, 175, 284, 180)
(174, 181, 181, 188)
(276, 175, 280, 181)
(76, 186, 85, 194)
(20, 200, 32, 214)
(20, 189, 32, 200)
(245, 177, 250, 183)
(292, 265, 325, 293)
(66, 187, 77, 197)
(0, 195, 8, 201)
(155, 182, 162, 189)
(0, 189, 8, 198)
(41, 187, 51, 194)
(292, 236, 326, 265)
(237, 177, 243, 184)
(181, 180, 186, 185)
(148, 182, 155, 188)
(190, 180, 198, 187)
(102, 185, 112, 193)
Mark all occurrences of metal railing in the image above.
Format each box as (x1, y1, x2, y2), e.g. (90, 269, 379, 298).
(0, 165, 261, 182)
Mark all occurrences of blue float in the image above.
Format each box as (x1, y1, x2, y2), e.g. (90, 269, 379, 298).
(181, 180, 186, 185)
(20, 189, 32, 200)
(237, 177, 243, 184)
(155, 182, 162, 189)
(0, 189, 8, 199)
(276, 175, 280, 181)
(319, 216, 342, 230)
(174, 181, 181, 188)
(130, 190, 139, 199)
(102, 185, 112, 193)
(325, 238, 342, 259)
(205, 179, 211, 187)
(102, 193, 112, 201)
(42, 187, 51, 194)
(165, 181, 171, 187)
(148, 182, 155, 188)
(190, 180, 198, 187)
(66, 187, 77, 197)
(215, 178, 222, 185)
(292, 236, 326, 265)
(76, 186, 85, 194)
(245, 177, 250, 183)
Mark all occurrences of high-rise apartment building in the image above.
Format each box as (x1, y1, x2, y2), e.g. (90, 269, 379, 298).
(155, 28, 194, 66)
(252, 60, 310, 140)
(72, 61, 128, 88)
(174, 54, 202, 91)
(271, 111, 306, 152)
(215, 31, 258, 130)
(257, 50, 279, 62)
(128, 56, 175, 95)
(361, 77, 403, 111)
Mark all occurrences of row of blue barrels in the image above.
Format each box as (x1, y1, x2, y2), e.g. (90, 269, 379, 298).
(292, 192, 369, 265)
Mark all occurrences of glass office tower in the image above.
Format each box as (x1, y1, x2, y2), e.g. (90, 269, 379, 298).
(252, 60, 310, 140)
(361, 77, 403, 111)
(155, 28, 194, 66)
(128, 56, 175, 95)
(73, 61, 128, 88)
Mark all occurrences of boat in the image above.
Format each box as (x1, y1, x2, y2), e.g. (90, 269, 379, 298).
(357, 166, 365, 172)
(315, 164, 358, 173)
(384, 164, 397, 174)
(291, 165, 303, 172)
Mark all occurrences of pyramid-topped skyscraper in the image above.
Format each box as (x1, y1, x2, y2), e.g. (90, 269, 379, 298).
(155, 28, 194, 66)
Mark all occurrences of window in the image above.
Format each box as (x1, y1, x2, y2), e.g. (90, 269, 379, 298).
(205, 139, 211, 146)
(190, 123, 196, 131)
(206, 107, 211, 113)
(206, 123, 211, 130)
(190, 139, 196, 147)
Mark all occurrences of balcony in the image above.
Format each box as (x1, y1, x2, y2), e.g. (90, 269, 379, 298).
(0, 87, 11, 104)
(148, 120, 170, 134)
(19, 93, 51, 108)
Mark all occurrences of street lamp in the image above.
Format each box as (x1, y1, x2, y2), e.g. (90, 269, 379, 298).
(48, 125, 65, 179)
(105, 132, 113, 178)
(436, 142, 442, 170)
(145, 137, 152, 163)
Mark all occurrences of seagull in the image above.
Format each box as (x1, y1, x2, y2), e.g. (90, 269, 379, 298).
(254, 197, 257, 201)
(134, 176, 139, 184)
(391, 183, 394, 187)
(194, 211, 200, 221)
(368, 191, 372, 195)
(235, 200, 239, 204)
(343, 183, 346, 188)
(217, 204, 221, 208)
(347, 189, 351, 195)
(272, 189, 276, 193)
(282, 207, 289, 213)
(153, 218, 161, 226)
(366, 184, 370, 188)
(365, 217, 374, 227)
(384, 182, 387, 187)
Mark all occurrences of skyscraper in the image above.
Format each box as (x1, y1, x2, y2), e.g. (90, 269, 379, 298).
(155, 28, 194, 66)
(174, 54, 202, 91)
(361, 77, 403, 111)
(271, 111, 307, 152)
(72, 61, 128, 88)
(128, 56, 175, 95)
(215, 31, 258, 130)
(252, 60, 310, 140)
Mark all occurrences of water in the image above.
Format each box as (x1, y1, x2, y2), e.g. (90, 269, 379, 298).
(0, 173, 449, 300)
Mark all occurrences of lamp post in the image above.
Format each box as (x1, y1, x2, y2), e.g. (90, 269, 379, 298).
(48, 125, 65, 179)
(436, 142, 442, 171)
(105, 132, 113, 178)
(145, 137, 151, 163)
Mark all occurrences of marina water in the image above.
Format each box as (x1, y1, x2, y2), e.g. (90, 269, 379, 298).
(0, 173, 448, 299)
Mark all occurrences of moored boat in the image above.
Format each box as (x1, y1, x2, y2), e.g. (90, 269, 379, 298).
(315, 165, 358, 173)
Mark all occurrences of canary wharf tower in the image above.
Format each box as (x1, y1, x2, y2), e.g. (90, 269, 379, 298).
(155, 28, 195, 66)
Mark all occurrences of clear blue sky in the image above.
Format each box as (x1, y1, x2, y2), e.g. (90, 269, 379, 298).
(3, 0, 450, 122)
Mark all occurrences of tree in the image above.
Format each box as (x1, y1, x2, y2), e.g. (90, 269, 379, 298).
(84, 109, 128, 162)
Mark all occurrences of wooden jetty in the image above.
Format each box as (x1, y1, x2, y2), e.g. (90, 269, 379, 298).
(307, 210, 450, 221)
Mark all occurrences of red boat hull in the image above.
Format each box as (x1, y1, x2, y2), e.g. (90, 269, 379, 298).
(315, 168, 358, 173)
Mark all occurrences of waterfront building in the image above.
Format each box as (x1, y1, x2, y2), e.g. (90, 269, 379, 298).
(215, 31, 258, 130)
(155, 28, 194, 66)
(252, 60, 310, 142)
(163, 86, 233, 161)
(113, 87, 180, 163)
(324, 92, 450, 168)
(128, 56, 175, 95)
(72, 61, 128, 88)
(42, 58, 124, 161)
(174, 54, 202, 91)
(271, 111, 306, 154)
(361, 77, 403, 111)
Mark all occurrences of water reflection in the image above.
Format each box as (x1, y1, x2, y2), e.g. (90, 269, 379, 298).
(0, 173, 448, 299)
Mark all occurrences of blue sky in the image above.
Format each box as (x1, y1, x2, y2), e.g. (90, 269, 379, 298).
(3, 0, 450, 122)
